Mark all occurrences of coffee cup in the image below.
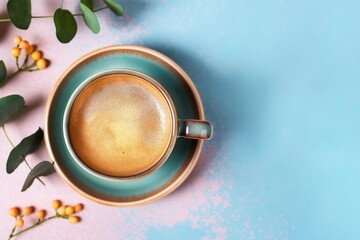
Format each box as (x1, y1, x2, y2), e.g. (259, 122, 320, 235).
(63, 68, 212, 181)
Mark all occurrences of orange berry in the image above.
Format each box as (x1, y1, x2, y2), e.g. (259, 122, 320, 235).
(68, 216, 80, 224)
(57, 205, 66, 215)
(13, 36, 22, 45)
(9, 207, 20, 217)
(65, 206, 74, 215)
(16, 218, 24, 227)
(51, 200, 62, 210)
(25, 45, 34, 55)
(74, 203, 83, 213)
(19, 40, 29, 49)
(31, 51, 42, 61)
(22, 206, 34, 216)
(36, 58, 47, 70)
(36, 209, 46, 219)
(11, 48, 21, 57)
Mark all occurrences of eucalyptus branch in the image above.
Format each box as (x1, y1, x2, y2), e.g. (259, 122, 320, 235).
(0, 37, 54, 191)
(0, 0, 123, 43)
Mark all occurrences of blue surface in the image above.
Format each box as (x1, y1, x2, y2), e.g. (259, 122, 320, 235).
(118, 0, 360, 239)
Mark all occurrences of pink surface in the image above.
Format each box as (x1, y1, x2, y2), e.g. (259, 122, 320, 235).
(0, 1, 229, 239)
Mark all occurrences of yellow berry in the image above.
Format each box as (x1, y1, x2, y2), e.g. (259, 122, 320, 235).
(51, 200, 62, 210)
(31, 51, 42, 61)
(13, 36, 22, 45)
(36, 210, 46, 219)
(57, 206, 66, 215)
(25, 45, 34, 55)
(68, 216, 80, 224)
(11, 48, 21, 57)
(19, 40, 29, 49)
(16, 218, 24, 227)
(9, 207, 20, 217)
(36, 58, 47, 70)
(65, 206, 74, 215)
(22, 206, 34, 216)
(74, 203, 83, 213)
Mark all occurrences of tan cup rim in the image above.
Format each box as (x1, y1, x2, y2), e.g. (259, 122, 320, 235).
(63, 69, 178, 182)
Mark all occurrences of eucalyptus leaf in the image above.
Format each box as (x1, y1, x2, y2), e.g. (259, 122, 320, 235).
(54, 9, 78, 43)
(104, 0, 124, 16)
(0, 95, 26, 126)
(21, 161, 55, 192)
(6, 128, 44, 174)
(0, 60, 7, 85)
(81, 0, 93, 11)
(7, 0, 32, 29)
(80, 3, 100, 34)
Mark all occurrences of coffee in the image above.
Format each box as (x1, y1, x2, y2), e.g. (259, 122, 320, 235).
(68, 74, 173, 177)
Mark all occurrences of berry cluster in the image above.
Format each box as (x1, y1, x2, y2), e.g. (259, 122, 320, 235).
(7, 200, 83, 239)
(11, 36, 48, 71)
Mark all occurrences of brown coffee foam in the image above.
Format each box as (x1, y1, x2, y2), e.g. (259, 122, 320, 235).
(68, 74, 173, 177)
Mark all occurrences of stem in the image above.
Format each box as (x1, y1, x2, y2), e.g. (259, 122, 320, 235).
(8, 218, 16, 240)
(23, 158, 33, 171)
(6, 69, 20, 80)
(1, 125, 46, 186)
(94, 6, 109, 12)
(2, 125, 15, 148)
(21, 55, 29, 69)
(71, 6, 109, 17)
(15, 57, 20, 70)
(10, 215, 67, 238)
(2, 6, 109, 22)
(22, 62, 36, 71)
(4, 59, 33, 81)
(26, 68, 40, 72)
(31, 16, 53, 19)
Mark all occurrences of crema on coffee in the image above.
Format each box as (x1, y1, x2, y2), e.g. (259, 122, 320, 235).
(68, 74, 173, 177)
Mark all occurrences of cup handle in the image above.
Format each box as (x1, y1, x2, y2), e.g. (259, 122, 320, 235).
(178, 119, 213, 140)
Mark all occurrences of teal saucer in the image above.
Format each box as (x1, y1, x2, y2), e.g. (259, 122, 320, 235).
(44, 45, 205, 206)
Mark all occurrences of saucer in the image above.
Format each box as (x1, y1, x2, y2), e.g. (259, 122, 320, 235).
(44, 45, 205, 206)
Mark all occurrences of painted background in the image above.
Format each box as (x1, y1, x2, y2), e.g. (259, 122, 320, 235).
(1, 0, 360, 239)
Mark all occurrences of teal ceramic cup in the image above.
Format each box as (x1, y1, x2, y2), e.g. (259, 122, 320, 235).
(62, 68, 213, 182)
(45, 45, 212, 206)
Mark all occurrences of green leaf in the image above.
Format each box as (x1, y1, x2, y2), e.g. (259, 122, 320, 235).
(7, 0, 32, 29)
(53, 9, 78, 43)
(6, 128, 44, 174)
(104, 0, 124, 16)
(0, 60, 7, 85)
(0, 95, 26, 126)
(21, 161, 55, 191)
(80, 3, 100, 34)
(81, 0, 93, 11)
